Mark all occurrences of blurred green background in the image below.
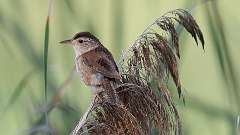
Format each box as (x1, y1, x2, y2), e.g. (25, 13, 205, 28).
(0, 0, 240, 134)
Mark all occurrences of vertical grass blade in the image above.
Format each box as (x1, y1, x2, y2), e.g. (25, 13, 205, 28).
(43, 15, 49, 127)
(43, 0, 53, 130)
(44, 14, 49, 105)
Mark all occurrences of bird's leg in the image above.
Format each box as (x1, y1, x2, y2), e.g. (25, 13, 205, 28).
(71, 94, 97, 135)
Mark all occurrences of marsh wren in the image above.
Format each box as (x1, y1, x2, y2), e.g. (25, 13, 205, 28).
(60, 32, 121, 97)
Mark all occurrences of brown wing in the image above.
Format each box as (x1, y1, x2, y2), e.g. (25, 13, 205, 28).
(82, 47, 120, 80)
(95, 46, 119, 72)
(95, 57, 121, 80)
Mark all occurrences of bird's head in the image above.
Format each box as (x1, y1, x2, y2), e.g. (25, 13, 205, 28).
(60, 32, 101, 56)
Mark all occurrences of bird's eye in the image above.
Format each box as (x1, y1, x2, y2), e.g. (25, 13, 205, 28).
(79, 40, 83, 43)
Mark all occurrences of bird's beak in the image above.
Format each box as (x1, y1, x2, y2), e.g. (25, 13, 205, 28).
(59, 39, 73, 45)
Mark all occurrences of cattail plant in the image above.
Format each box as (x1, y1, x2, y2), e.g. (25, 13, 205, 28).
(71, 9, 204, 135)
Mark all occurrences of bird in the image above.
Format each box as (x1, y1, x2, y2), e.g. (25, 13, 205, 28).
(60, 32, 121, 102)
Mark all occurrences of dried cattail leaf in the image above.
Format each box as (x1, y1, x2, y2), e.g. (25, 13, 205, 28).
(156, 17, 180, 58)
(116, 80, 178, 135)
(172, 9, 204, 49)
(79, 101, 143, 135)
(143, 33, 181, 97)
(141, 44, 151, 69)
